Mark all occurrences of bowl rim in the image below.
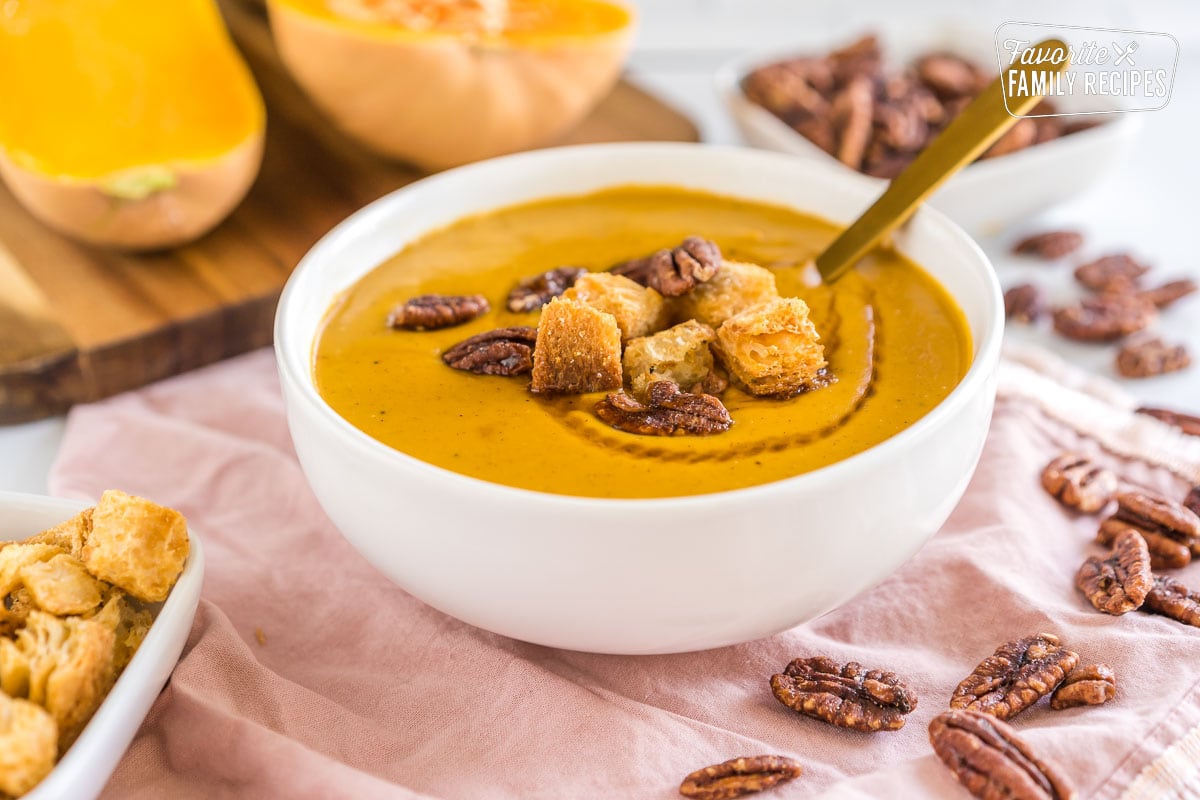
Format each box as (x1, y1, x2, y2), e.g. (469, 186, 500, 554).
(275, 141, 1003, 509)
(0, 490, 205, 800)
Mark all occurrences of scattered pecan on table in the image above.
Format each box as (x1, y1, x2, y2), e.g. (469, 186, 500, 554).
(1004, 284, 1045, 324)
(595, 380, 732, 436)
(1073, 253, 1150, 293)
(1136, 278, 1198, 309)
(1075, 529, 1153, 615)
(1097, 490, 1200, 570)
(678, 756, 803, 800)
(506, 266, 587, 313)
(1050, 664, 1117, 710)
(1115, 338, 1192, 378)
(388, 293, 490, 331)
(441, 326, 537, 376)
(950, 633, 1078, 721)
(769, 655, 917, 732)
(1136, 406, 1200, 436)
(1141, 574, 1200, 627)
(1012, 230, 1084, 260)
(611, 236, 722, 297)
(1040, 453, 1117, 514)
(929, 709, 1076, 800)
(1051, 294, 1156, 342)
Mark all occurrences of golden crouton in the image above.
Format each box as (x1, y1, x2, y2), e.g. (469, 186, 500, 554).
(561, 272, 669, 341)
(20, 554, 105, 617)
(623, 320, 716, 399)
(91, 594, 153, 674)
(82, 490, 189, 603)
(716, 297, 827, 396)
(0, 544, 62, 598)
(0, 692, 57, 797)
(671, 260, 779, 327)
(27, 508, 92, 560)
(530, 298, 623, 394)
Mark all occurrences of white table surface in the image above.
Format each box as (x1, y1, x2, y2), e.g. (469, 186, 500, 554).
(2, 1, 1198, 494)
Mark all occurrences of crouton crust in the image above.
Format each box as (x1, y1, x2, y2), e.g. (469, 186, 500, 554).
(530, 298, 623, 394)
(716, 297, 827, 396)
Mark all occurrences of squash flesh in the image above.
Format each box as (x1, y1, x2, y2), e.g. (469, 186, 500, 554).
(0, 0, 264, 180)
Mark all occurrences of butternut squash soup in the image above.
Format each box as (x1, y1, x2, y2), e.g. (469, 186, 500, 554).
(313, 186, 972, 498)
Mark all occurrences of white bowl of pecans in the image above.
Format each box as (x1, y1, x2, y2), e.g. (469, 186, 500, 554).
(716, 33, 1143, 235)
(275, 142, 1003, 654)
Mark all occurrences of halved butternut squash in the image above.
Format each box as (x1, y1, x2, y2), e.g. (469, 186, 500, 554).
(267, 0, 634, 170)
(0, 0, 266, 250)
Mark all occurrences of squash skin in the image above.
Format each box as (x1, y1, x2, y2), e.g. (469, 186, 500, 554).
(267, 1, 634, 170)
(0, 137, 263, 251)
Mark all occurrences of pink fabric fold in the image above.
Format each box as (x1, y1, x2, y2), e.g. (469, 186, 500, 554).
(47, 348, 1200, 799)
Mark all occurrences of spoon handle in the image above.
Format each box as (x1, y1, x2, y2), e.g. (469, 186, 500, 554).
(815, 39, 1070, 283)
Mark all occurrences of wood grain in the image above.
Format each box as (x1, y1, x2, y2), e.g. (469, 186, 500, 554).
(0, 0, 698, 424)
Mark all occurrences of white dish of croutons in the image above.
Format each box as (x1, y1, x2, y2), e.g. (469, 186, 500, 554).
(1, 490, 203, 800)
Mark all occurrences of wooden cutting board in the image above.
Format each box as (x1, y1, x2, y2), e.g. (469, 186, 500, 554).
(0, 0, 698, 425)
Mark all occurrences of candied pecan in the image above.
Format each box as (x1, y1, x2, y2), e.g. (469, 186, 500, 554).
(874, 96, 929, 152)
(691, 370, 729, 397)
(1033, 115, 1064, 145)
(1040, 453, 1117, 514)
(828, 35, 882, 86)
(982, 119, 1037, 159)
(678, 756, 803, 800)
(1052, 295, 1156, 342)
(950, 634, 1078, 721)
(1012, 230, 1084, 260)
(769, 655, 917, 732)
(1075, 529, 1153, 614)
(831, 77, 875, 170)
(441, 326, 536, 376)
(929, 709, 1076, 800)
(595, 381, 732, 436)
(610, 237, 722, 297)
(743, 61, 831, 121)
(388, 294, 489, 331)
(1136, 406, 1200, 436)
(1050, 664, 1116, 710)
(1004, 284, 1045, 324)
(1185, 486, 1200, 518)
(1115, 338, 1191, 378)
(506, 266, 587, 313)
(1074, 253, 1149, 292)
(1136, 278, 1197, 309)
(916, 53, 985, 99)
(1142, 574, 1200, 627)
(1098, 490, 1200, 569)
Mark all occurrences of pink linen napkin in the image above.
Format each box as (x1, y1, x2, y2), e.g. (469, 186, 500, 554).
(47, 346, 1200, 800)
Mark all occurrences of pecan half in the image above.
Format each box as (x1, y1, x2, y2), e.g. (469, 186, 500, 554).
(1050, 664, 1116, 710)
(506, 266, 587, 313)
(1052, 295, 1156, 342)
(983, 119, 1038, 159)
(1098, 490, 1200, 569)
(916, 53, 985, 99)
(1136, 406, 1200, 436)
(1115, 338, 1191, 378)
(595, 380, 732, 436)
(441, 326, 537, 376)
(1075, 529, 1153, 614)
(1012, 230, 1084, 260)
(929, 710, 1076, 800)
(1004, 284, 1045, 324)
(388, 294, 490, 331)
(1142, 574, 1200, 627)
(1040, 453, 1117, 514)
(611, 237, 722, 297)
(770, 656, 917, 732)
(1073, 253, 1149, 292)
(831, 77, 875, 170)
(1136, 278, 1198, 309)
(1185, 486, 1200, 518)
(950, 634, 1078, 721)
(678, 756, 803, 800)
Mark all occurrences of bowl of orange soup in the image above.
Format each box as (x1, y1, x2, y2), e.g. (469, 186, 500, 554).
(275, 143, 1001, 654)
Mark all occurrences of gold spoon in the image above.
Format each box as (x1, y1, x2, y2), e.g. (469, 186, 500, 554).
(814, 39, 1071, 283)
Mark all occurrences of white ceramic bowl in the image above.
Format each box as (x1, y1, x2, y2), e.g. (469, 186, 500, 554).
(1, 491, 203, 800)
(715, 41, 1142, 236)
(275, 143, 1002, 655)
